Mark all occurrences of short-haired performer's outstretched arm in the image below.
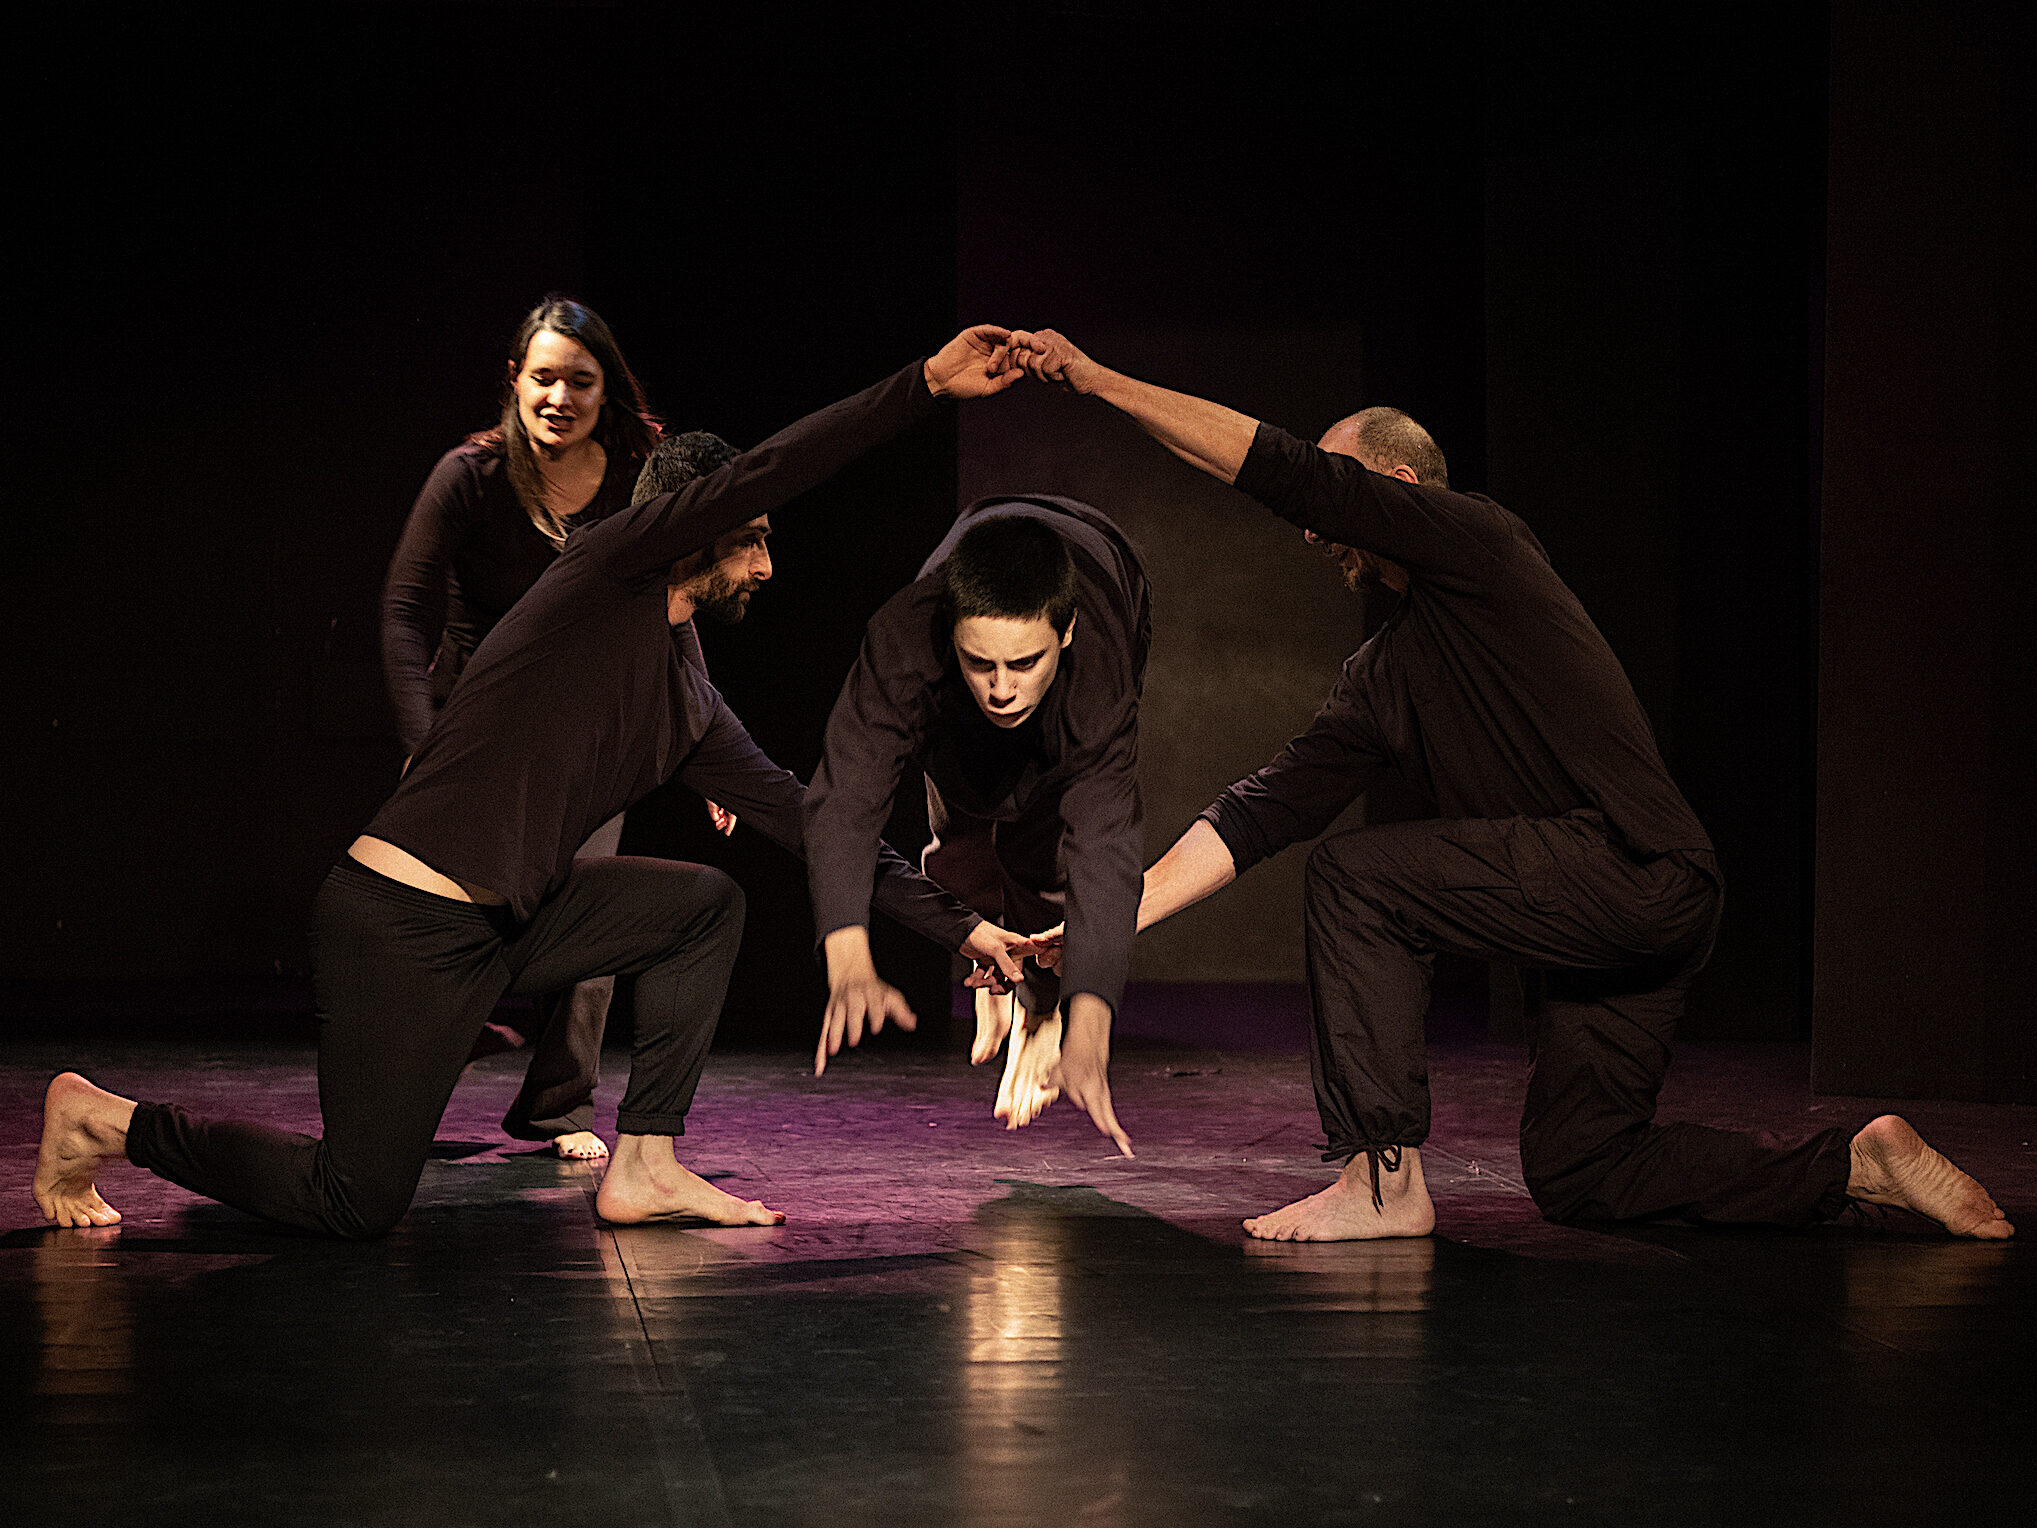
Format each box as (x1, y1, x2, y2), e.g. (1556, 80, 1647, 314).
(1015, 821, 1232, 1156)
(1055, 821, 1234, 1156)
(1007, 329, 1259, 485)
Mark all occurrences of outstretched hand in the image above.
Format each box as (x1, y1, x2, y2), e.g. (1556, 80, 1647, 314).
(1007, 329, 1099, 394)
(816, 970, 918, 1076)
(960, 920, 1031, 994)
(961, 924, 1069, 993)
(925, 325, 1022, 400)
(1019, 923, 1064, 972)
(1050, 996, 1133, 1157)
(816, 927, 918, 1076)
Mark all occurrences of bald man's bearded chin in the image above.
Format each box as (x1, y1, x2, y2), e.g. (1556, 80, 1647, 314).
(691, 569, 758, 625)
(1327, 544, 1385, 592)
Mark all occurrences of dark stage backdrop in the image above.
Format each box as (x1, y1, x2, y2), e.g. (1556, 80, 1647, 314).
(10, 11, 962, 1043)
(11, 8, 2019, 1083)
(948, 9, 1831, 1042)
(953, 8, 1488, 988)
(1814, 1, 2034, 1103)
(1481, 10, 1830, 1039)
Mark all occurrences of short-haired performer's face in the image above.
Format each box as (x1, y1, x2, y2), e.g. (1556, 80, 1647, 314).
(952, 610, 1076, 729)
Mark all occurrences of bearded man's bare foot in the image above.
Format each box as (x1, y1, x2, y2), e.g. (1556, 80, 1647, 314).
(995, 1009, 1062, 1129)
(593, 1135, 784, 1227)
(553, 1131, 608, 1161)
(34, 1073, 139, 1229)
(1848, 1115, 2013, 1239)
(971, 987, 1015, 1066)
(1244, 1148, 1436, 1242)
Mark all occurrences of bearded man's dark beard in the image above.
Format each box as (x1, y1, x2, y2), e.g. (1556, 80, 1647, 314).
(691, 570, 756, 625)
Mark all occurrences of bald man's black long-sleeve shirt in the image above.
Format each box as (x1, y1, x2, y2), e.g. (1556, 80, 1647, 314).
(1203, 424, 1712, 873)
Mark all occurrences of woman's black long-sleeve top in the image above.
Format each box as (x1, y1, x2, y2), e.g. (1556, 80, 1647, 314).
(380, 439, 705, 755)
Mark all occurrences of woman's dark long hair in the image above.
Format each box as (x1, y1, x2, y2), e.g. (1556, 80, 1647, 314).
(469, 294, 662, 540)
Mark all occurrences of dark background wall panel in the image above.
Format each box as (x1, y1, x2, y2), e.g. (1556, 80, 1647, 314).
(10, 10, 966, 1041)
(954, 8, 1488, 984)
(1481, 7, 1828, 1038)
(1813, 0, 2032, 1102)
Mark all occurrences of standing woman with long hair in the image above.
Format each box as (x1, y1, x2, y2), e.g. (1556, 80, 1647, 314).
(381, 295, 727, 1159)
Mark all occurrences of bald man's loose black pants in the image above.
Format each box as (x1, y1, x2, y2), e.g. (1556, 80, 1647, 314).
(1303, 809, 1851, 1226)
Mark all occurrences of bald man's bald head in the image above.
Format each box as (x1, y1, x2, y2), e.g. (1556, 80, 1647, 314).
(1319, 406, 1449, 489)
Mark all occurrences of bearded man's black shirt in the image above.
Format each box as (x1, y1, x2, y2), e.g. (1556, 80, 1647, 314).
(364, 359, 980, 951)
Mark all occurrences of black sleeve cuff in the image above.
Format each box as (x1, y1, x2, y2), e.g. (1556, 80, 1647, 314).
(1199, 798, 1270, 879)
(1230, 420, 1294, 511)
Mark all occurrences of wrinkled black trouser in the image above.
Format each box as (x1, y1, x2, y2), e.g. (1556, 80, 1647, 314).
(126, 856, 743, 1240)
(924, 777, 1065, 1015)
(1303, 810, 1851, 1227)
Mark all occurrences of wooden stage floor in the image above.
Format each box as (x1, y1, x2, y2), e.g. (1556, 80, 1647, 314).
(3, 1000, 2031, 1526)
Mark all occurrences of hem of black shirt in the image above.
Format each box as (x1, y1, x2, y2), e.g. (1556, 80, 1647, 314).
(330, 856, 520, 937)
(347, 831, 530, 922)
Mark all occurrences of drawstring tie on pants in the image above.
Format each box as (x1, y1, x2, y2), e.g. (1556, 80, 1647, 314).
(1363, 1145, 1403, 1210)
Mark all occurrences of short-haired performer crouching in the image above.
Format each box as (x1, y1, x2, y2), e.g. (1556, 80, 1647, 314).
(34, 328, 1036, 1238)
(805, 497, 1150, 1154)
(1005, 327, 2012, 1243)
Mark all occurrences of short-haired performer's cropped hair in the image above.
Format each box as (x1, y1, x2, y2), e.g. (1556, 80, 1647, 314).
(633, 431, 741, 505)
(939, 515, 1080, 634)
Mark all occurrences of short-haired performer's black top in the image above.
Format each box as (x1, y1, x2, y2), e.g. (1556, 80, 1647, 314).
(111, 354, 1000, 1239)
(805, 496, 1151, 1021)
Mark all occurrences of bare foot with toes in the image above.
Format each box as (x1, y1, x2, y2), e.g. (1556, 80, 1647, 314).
(593, 1134, 784, 1226)
(553, 1131, 608, 1161)
(34, 1073, 138, 1229)
(1244, 1148, 1436, 1242)
(1848, 1115, 2013, 1239)
(971, 987, 1015, 1067)
(995, 1008, 1062, 1129)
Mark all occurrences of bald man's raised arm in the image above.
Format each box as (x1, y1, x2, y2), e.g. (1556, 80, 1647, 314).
(1009, 329, 1258, 484)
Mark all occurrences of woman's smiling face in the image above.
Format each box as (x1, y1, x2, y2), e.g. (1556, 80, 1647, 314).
(514, 327, 606, 453)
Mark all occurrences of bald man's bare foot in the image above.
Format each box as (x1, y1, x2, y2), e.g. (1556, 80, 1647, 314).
(1848, 1115, 2013, 1239)
(971, 987, 1015, 1067)
(553, 1131, 608, 1161)
(34, 1073, 138, 1229)
(593, 1135, 784, 1226)
(995, 1009, 1062, 1129)
(1245, 1148, 1435, 1242)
